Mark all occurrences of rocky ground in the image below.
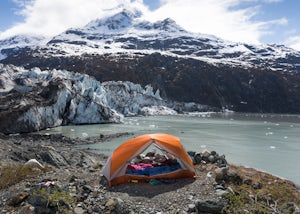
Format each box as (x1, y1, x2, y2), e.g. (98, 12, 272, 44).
(0, 132, 300, 214)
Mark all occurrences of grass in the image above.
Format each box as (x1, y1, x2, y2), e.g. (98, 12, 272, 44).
(0, 163, 52, 189)
(222, 165, 300, 213)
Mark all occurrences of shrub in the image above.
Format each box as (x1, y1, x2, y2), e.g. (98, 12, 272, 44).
(0, 163, 51, 189)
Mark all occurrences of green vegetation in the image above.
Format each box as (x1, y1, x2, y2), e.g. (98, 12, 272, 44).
(222, 165, 300, 213)
(0, 163, 52, 189)
(32, 187, 75, 213)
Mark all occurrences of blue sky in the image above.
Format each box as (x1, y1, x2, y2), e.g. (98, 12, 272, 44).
(1, 0, 300, 50)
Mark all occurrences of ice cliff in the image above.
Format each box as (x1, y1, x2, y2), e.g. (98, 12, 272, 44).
(0, 64, 173, 134)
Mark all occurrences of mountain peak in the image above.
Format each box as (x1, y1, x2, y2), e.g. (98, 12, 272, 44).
(85, 9, 142, 31)
(153, 18, 186, 32)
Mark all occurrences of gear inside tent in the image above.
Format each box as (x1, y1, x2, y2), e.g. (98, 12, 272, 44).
(102, 133, 196, 186)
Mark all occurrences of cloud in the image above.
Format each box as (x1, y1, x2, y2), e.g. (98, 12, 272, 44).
(144, 0, 287, 44)
(0, 0, 288, 45)
(0, 0, 148, 39)
(285, 36, 300, 51)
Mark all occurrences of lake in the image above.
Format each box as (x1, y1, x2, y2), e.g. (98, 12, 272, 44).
(45, 113, 300, 185)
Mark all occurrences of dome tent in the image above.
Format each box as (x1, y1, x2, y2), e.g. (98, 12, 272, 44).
(102, 133, 195, 186)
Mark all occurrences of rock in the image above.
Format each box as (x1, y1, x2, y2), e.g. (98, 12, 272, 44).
(214, 167, 229, 184)
(39, 147, 68, 167)
(253, 182, 262, 189)
(216, 189, 228, 196)
(215, 155, 227, 167)
(210, 151, 217, 156)
(187, 151, 196, 157)
(193, 153, 202, 164)
(104, 198, 126, 214)
(215, 185, 226, 190)
(19, 205, 35, 214)
(226, 169, 243, 185)
(201, 149, 210, 161)
(195, 200, 225, 213)
(24, 159, 44, 169)
(105, 198, 118, 208)
(82, 185, 93, 194)
(208, 155, 216, 163)
(74, 207, 85, 214)
(187, 203, 196, 212)
(7, 192, 29, 206)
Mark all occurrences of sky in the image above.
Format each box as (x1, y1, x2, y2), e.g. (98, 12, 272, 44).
(1, 0, 300, 50)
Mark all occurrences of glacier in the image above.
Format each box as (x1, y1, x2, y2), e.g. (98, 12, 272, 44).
(0, 64, 175, 134)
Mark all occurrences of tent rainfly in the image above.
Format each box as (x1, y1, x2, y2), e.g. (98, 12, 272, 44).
(102, 133, 196, 186)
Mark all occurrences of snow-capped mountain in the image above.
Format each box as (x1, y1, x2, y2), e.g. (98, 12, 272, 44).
(0, 34, 46, 60)
(2, 9, 300, 72)
(1, 9, 300, 113)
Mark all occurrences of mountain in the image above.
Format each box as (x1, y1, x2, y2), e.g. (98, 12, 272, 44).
(0, 34, 46, 60)
(1, 9, 300, 113)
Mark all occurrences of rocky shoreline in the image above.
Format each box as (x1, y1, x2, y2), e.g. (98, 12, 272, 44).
(0, 133, 300, 214)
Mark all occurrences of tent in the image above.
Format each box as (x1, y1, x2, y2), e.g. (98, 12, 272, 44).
(102, 133, 196, 186)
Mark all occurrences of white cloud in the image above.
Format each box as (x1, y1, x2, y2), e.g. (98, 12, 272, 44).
(263, 0, 282, 2)
(0, 0, 288, 45)
(144, 0, 287, 44)
(285, 36, 300, 51)
(0, 0, 148, 39)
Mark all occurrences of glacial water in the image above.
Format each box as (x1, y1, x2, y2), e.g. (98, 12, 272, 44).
(45, 113, 300, 185)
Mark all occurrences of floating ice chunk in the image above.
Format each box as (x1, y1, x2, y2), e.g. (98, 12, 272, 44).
(290, 125, 294, 127)
(149, 124, 156, 128)
(70, 129, 75, 132)
(265, 132, 273, 136)
(82, 132, 89, 138)
(270, 146, 276, 149)
(275, 123, 280, 126)
(267, 127, 271, 130)
(284, 136, 288, 139)
(200, 145, 207, 148)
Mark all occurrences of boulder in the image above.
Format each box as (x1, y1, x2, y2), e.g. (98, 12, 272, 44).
(7, 192, 29, 206)
(214, 167, 229, 184)
(24, 159, 44, 170)
(195, 200, 225, 213)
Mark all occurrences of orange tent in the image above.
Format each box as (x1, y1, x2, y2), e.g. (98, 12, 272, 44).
(102, 133, 195, 186)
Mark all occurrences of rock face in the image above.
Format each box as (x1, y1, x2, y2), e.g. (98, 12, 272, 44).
(0, 64, 170, 134)
(1, 9, 300, 113)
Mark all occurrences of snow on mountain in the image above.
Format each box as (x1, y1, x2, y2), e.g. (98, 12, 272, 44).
(1, 9, 300, 72)
(0, 35, 46, 60)
(31, 9, 299, 72)
(84, 9, 142, 32)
